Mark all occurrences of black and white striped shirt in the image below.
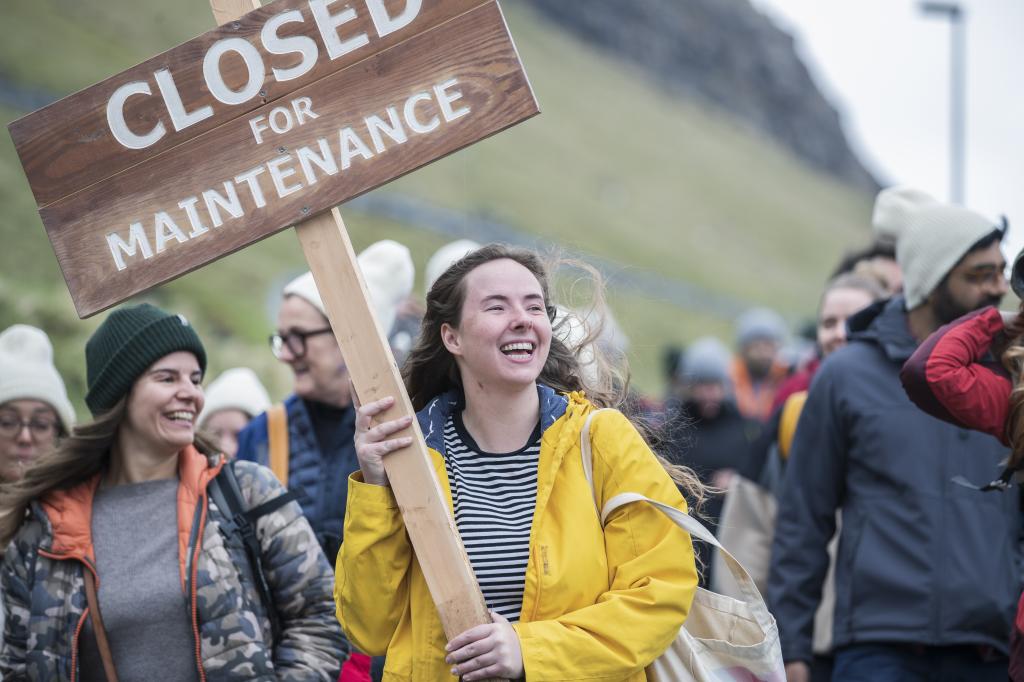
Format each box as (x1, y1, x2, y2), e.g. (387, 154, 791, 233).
(443, 413, 541, 622)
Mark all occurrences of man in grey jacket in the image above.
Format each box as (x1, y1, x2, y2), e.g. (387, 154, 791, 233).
(768, 198, 1020, 682)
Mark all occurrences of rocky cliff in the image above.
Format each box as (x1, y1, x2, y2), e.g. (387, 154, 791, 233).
(521, 0, 879, 193)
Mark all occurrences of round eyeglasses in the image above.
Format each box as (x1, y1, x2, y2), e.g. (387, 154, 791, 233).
(269, 326, 333, 360)
(0, 414, 58, 440)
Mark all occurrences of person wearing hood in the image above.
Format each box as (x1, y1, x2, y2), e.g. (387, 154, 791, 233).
(768, 201, 1018, 682)
(0, 325, 75, 484)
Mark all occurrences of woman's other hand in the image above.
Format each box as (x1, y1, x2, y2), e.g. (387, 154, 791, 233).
(353, 395, 413, 486)
(445, 611, 524, 681)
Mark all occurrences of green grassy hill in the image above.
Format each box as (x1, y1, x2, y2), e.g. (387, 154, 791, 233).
(0, 0, 872, 410)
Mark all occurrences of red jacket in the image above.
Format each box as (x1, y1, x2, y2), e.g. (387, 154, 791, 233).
(900, 306, 1012, 445)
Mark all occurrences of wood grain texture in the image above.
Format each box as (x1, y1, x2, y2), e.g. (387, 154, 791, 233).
(9, 0, 490, 208)
(41, 1, 538, 317)
(297, 208, 497, 646)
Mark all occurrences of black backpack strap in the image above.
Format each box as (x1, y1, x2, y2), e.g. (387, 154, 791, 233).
(209, 461, 300, 642)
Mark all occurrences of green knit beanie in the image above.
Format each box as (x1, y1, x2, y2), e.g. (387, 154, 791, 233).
(85, 303, 207, 415)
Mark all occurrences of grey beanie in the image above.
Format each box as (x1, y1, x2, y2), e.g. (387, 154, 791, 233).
(897, 202, 1003, 310)
(735, 308, 786, 349)
(680, 337, 732, 385)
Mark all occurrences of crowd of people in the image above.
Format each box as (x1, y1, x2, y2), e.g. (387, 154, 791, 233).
(1, 183, 1022, 681)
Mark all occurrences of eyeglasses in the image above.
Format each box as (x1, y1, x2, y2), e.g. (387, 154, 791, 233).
(269, 327, 333, 360)
(0, 414, 58, 440)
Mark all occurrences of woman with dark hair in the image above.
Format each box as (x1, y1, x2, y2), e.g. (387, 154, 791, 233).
(0, 304, 346, 680)
(336, 245, 702, 680)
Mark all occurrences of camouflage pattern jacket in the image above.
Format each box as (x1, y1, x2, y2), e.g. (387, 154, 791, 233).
(0, 446, 347, 681)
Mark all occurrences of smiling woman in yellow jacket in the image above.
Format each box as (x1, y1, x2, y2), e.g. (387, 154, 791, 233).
(336, 245, 701, 681)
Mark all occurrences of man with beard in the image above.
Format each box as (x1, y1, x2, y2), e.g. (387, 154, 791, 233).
(769, 201, 1019, 682)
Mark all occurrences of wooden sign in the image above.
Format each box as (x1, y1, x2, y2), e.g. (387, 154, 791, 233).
(10, 1, 536, 675)
(9, 0, 538, 317)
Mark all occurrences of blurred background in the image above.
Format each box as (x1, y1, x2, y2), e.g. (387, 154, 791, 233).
(1, 0, 1019, 414)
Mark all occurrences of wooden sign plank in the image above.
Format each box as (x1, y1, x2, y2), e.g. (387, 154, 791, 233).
(297, 208, 495, 645)
(9, 0, 490, 208)
(36, 1, 538, 317)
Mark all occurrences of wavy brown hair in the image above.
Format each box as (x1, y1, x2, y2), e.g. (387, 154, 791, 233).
(401, 243, 707, 508)
(0, 398, 219, 547)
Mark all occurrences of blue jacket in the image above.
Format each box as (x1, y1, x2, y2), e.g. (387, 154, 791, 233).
(768, 297, 1021, 662)
(237, 394, 358, 556)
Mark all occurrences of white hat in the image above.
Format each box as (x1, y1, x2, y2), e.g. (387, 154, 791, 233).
(424, 239, 480, 294)
(358, 240, 415, 337)
(872, 186, 940, 247)
(198, 367, 271, 428)
(282, 240, 415, 337)
(898, 202, 1003, 310)
(0, 325, 76, 432)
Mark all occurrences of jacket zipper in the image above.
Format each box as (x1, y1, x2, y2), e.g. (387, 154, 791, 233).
(190, 493, 210, 682)
(39, 549, 93, 682)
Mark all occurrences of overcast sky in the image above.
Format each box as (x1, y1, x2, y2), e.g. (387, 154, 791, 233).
(750, 0, 1024, 262)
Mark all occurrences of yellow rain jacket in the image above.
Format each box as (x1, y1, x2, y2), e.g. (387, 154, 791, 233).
(335, 387, 698, 680)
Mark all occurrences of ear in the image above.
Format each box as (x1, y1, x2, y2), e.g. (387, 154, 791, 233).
(440, 322, 462, 357)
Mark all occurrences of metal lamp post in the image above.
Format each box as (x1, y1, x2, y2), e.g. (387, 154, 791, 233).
(920, 1, 966, 204)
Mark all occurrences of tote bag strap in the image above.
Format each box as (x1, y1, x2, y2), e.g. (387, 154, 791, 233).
(579, 409, 775, 631)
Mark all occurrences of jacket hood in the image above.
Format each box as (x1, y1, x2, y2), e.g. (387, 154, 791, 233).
(846, 296, 919, 363)
(417, 383, 573, 452)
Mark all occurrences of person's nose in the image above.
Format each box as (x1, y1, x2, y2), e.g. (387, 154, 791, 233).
(510, 307, 533, 331)
(177, 379, 203, 405)
(14, 422, 33, 445)
(992, 273, 1010, 297)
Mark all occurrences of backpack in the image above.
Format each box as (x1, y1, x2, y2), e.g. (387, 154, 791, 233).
(207, 460, 300, 642)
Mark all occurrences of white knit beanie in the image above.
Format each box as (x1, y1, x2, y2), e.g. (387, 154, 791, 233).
(282, 240, 414, 338)
(424, 239, 480, 294)
(872, 186, 940, 248)
(357, 240, 415, 337)
(898, 202, 1003, 310)
(198, 367, 272, 428)
(0, 325, 76, 432)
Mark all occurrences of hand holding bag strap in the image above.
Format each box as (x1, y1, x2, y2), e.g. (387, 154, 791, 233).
(579, 410, 775, 631)
(83, 567, 120, 682)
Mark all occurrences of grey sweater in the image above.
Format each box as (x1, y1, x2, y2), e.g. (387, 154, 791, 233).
(79, 478, 200, 681)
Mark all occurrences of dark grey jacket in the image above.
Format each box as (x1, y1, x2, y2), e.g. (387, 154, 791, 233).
(768, 297, 1021, 663)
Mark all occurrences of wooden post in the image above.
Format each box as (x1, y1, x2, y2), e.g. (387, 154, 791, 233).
(202, 1, 503, 672)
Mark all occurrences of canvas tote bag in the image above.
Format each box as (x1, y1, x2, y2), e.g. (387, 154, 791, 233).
(580, 410, 786, 682)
